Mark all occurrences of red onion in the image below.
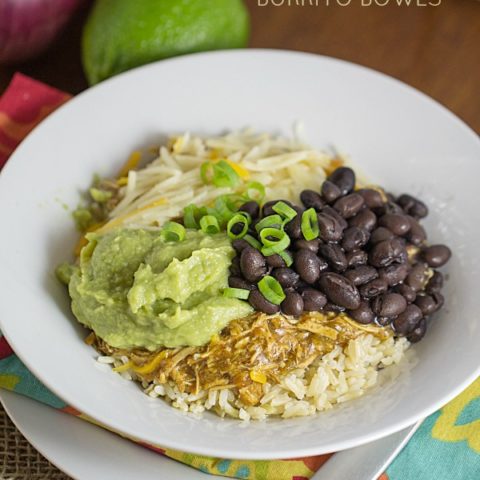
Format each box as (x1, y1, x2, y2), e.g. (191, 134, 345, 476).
(0, 0, 84, 64)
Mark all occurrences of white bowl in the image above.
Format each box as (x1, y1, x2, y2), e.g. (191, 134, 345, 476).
(0, 50, 479, 459)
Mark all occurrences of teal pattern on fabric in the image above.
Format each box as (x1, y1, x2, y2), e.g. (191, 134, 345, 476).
(234, 465, 250, 478)
(387, 411, 480, 480)
(455, 398, 480, 426)
(217, 459, 233, 473)
(0, 355, 66, 409)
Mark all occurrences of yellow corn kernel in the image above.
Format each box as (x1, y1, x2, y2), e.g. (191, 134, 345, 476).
(249, 370, 267, 384)
(117, 176, 128, 186)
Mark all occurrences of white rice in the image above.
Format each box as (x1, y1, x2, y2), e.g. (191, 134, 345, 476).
(99, 334, 410, 421)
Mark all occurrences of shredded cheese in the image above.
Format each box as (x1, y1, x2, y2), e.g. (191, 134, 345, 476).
(130, 350, 169, 375)
(105, 129, 344, 229)
(118, 151, 141, 178)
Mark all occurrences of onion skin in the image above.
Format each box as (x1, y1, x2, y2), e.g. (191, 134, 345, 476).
(0, 0, 84, 64)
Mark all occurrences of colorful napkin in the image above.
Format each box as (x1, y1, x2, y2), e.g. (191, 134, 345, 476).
(0, 73, 479, 480)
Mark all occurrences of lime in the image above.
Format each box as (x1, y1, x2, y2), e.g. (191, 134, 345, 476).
(82, 0, 250, 85)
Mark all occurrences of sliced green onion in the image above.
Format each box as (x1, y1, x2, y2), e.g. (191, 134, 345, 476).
(258, 275, 285, 305)
(200, 215, 220, 234)
(260, 249, 293, 266)
(301, 208, 320, 241)
(259, 227, 290, 253)
(183, 204, 200, 229)
(255, 214, 283, 233)
(244, 234, 262, 250)
(161, 221, 186, 242)
(215, 195, 236, 222)
(223, 287, 250, 300)
(244, 181, 266, 203)
(216, 160, 240, 187)
(278, 250, 293, 267)
(227, 214, 250, 239)
(200, 161, 215, 184)
(272, 201, 297, 221)
(200, 160, 240, 188)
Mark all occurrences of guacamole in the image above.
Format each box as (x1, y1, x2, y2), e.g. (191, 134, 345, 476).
(64, 229, 252, 350)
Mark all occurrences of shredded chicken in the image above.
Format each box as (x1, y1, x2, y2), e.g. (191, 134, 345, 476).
(95, 311, 390, 406)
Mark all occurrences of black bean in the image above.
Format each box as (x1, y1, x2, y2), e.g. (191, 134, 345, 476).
(422, 245, 451, 268)
(342, 227, 370, 252)
(397, 194, 428, 219)
(238, 201, 260, 219)
(294, 281, 309, 293)
(333, 193, 365, 219)
(317, 213, 344, 243)
(378, 263, 409, 286)
(405, 263, 429, 291)
(318, 244, 348, 272)
(386, 192, 396, 203)
(348, 301, 375, 324)
(318, 272, 361, 310)
(281, 291, 304, 316)
(302, 288, 327, 311)
(328, 167, 355, 195)
(228, 276, 255, 291)
(321, 180, 342, 203)
(321, 206, 348, 229)
(407, 318, 427, 343)
(272, 268, 300, 289)
(300, 190, 325, 211)
(356, 189, 384, 209)
(378, 214, 411, 236)
(266, 253, 288, 268)
(284, 215, 302, 240)
(261, 200, 277, 217)
(248, 290, 280, 314)
(384, 201, 404, 215)
(294, 249, 322, 284)
(426, 271, 444, 294)
(359, 278, 388, 299)
(371, 293, 407, 317)
(230, 256, 241, 276)
(346, 250, 368, 267)
(294, 238, 321, 253)
(369, 237, 407, 268)
(349, 209, 377, 232)
(405, 216, 427, 246)
(324, 303, 345, 313)
(240, 246, 267, 283)
(415, 293, 444, 316)
(344, 266, 378, 286)
(395, 284, 417, 303)
(393, 305, 423, 335)
(232, 238, 250, 253)
(370, 227, 394, 245)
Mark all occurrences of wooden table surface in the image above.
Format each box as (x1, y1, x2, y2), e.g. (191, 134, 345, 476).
(1, 0, 479, 132)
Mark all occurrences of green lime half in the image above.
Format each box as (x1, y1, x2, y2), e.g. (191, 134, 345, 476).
(82, 0, 250, 85)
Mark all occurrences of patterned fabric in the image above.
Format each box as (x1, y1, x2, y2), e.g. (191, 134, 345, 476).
(0, 73, 479, 480)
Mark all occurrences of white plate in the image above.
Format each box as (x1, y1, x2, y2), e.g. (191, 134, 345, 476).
(0, 50, 479, 459)
(0, 390, 219, 480)
(0, 390, 419, 480)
